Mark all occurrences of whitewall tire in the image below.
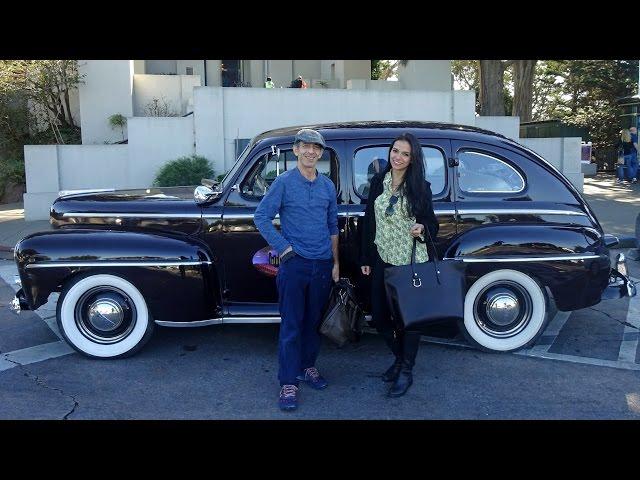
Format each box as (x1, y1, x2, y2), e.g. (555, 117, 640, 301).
(460, 269, 548, 352)
(56, 274, 154, 358)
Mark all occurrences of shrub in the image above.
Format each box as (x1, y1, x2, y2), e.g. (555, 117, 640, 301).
(153, 155, 214, 187)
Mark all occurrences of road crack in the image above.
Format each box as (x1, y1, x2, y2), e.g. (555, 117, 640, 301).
(3, 355, 79, 419)
(588, 306, 639, 331)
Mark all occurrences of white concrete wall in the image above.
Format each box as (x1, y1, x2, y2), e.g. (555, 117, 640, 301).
(58, 145, 129, 190)
(519, 137, 583, 190)
(145, 60, 177, 75)
(78, 60, 134, 145)
(133, 74, 201, 116)
(346, 79, 402, 91)
(194, 87, 225, 175)
(267, 60, 293, 89)
(475, 116, 520, 140)
(344, 60, 371, 82)
(398, 60, 452, 91)
(177, 60, 205, 78)
(196, 87, 476, 173)
(127, 116, 195, 188)
(133, 60, 146, 74)
(23, 145, 58, 219)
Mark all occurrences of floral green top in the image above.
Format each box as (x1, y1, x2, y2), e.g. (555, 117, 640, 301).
(374, 172, 428, 265)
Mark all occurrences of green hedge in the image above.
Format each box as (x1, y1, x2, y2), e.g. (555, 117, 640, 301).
(153, 155, 214, 187)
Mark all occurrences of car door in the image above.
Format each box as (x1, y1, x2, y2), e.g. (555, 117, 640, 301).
(344, 137, 455, 309)
(214, 141, 345, 317)
(450, 139, 591, 237)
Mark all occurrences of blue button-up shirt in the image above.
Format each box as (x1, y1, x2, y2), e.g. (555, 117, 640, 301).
(254, 167, 338, 260)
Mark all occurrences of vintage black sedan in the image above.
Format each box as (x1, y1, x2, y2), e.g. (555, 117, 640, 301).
(10, 121, 636, 358)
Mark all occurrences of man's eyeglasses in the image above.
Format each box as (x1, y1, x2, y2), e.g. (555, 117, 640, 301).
(385, 194, 399, 216)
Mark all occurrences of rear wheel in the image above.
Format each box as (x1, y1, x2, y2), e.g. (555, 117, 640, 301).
(56, 273, 154, 358)
(458, 269, 548, 352)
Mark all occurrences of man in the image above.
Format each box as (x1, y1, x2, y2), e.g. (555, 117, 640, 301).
(264, 76, 275, 88)
(254, 128, 339, 411)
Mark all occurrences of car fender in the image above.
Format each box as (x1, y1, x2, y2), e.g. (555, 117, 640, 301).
(14, 229, 220, 322)
(444, 224, 611, 311)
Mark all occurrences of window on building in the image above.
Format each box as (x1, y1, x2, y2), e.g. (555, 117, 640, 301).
(185, 66, 194, 75)
(353, 145, 446, 199)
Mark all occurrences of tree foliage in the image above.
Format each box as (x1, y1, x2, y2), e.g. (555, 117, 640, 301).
(532, 60, 638, 148)
(0, 60, 83, 197)
(453, 59, 638, 148)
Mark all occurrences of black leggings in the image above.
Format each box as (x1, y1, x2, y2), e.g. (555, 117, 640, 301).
(370, 249, 421, 365)
(370, 250, 396, 334)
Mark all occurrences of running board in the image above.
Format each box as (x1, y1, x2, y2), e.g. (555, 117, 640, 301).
(155, 316, 282, 327)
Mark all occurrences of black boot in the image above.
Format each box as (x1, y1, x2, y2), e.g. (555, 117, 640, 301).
(388, 331, 420, 397)
(380, 330, 402, 382)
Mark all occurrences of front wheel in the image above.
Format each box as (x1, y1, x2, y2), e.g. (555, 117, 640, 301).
(56, 273, 154, 358)
(458, 269, 548, 352)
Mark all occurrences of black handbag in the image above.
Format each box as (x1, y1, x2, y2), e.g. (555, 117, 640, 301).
(384, 229, 465, 331)
(318, 278, 365, 347)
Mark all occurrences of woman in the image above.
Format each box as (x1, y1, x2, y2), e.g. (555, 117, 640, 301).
(617, 129, 637, 184)
(360, 133, 439, 397)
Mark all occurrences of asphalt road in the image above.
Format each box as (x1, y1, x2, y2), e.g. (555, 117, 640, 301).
(1, 256, 639, 420)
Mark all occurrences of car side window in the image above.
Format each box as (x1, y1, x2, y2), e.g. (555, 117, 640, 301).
(240, 147, 338, 199)
(353, 145, 446, 199)
(457, 150, 525, 193)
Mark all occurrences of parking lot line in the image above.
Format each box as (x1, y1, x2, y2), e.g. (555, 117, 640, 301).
(618, 291, 639, 363)
(1, 341, 74, 372)
(525, 311, 571, 355)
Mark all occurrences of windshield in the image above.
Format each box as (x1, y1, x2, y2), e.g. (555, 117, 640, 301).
(220, 142, 252, 191)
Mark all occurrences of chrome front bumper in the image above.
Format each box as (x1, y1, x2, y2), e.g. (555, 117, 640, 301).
(9, 288, 30, 315)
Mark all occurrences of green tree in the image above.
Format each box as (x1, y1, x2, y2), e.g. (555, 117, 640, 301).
(532, 60, 638, 148)
(0, 60, 83, 142)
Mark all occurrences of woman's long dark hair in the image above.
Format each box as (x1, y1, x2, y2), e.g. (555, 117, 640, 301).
(382, 132, 427, 218)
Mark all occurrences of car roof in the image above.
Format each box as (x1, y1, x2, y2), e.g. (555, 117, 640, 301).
(251, 121, 513, 147)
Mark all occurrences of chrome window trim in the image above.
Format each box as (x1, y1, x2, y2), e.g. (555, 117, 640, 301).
(26, 261, 211, 269)
(457, 209, 587, 216)
(447, 254, 601, 263)
(346, 209, 584, 218)
(458, 150, 526, 194)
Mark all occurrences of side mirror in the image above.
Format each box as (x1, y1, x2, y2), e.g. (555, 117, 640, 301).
(194, 185, 216, 205)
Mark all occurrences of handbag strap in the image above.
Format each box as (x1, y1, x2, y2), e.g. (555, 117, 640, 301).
(410, 228, 441, 286)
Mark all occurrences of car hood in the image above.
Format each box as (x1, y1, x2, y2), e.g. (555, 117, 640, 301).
(50, 187, 203, 234)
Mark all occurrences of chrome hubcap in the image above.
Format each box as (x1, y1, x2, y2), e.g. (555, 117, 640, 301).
(473, 281, 533, 338)
(88, 299, 125, 332)
(75, 287, 137, 344)
(485, 291, 520, 326)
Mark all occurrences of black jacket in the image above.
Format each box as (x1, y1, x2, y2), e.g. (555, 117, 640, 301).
(360, 173, 439, 267)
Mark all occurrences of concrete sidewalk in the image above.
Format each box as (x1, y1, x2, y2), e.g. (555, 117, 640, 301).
(0, 203, 50, 259)
(0, 172, 638, 257)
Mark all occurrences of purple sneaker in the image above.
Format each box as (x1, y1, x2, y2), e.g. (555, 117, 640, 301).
(296, 367, 328, 390)
(278, 385, 299, 411)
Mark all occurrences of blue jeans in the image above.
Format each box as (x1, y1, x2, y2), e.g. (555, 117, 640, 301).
(276, 255, 333, 386)
(617, 153, 638, 180)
